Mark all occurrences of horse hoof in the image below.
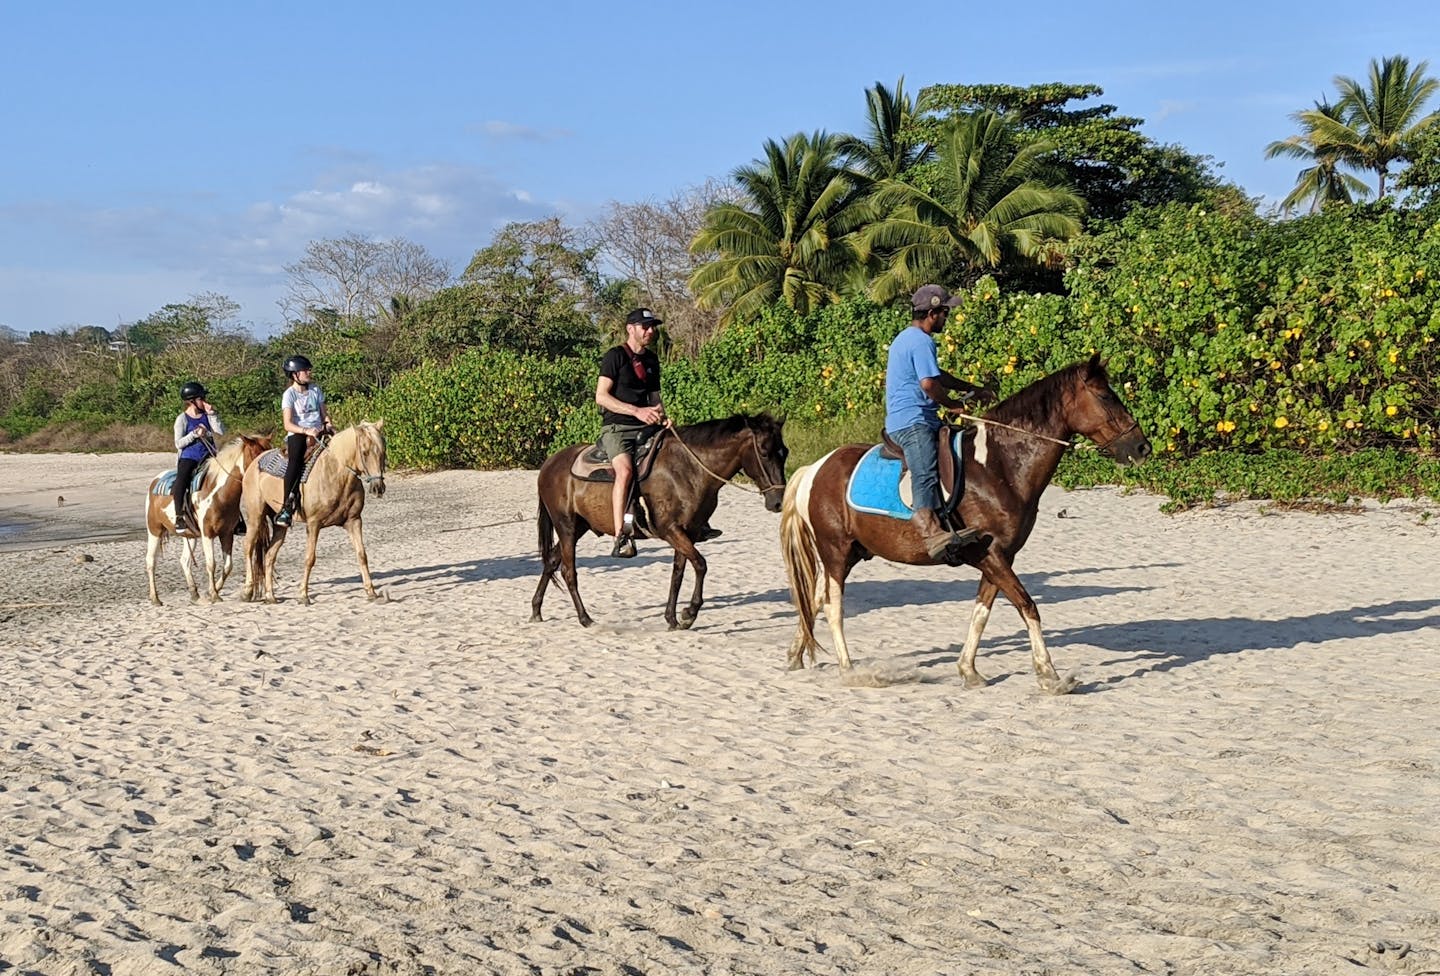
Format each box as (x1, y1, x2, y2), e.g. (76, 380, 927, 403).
(1041, 674, 1078, 695)
(149, 598, 162, 607)
(578, 616, 593, 628)
(961, 671, 989, 689)
(529, 612, 543, 623)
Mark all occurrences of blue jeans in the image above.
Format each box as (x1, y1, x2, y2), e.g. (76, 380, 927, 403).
(890, 422, 941, 512)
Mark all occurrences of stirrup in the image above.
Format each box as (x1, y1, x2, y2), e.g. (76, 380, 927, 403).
(611, 534, 636, 559)
(274, 507, 293, 527)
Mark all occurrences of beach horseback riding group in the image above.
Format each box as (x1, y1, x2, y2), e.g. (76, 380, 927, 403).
(149, 289, 1151, 690)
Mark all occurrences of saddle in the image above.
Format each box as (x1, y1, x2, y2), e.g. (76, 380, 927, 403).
(879, 425, 966, 516)
(569, 427, 667, 484)
(846, 426, 967, 521)
(256, 437, 327, 483)
(151, 460, 210, 496)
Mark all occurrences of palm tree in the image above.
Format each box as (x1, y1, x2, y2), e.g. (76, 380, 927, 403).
(836, 77, 932, 184)
(1265, 100, 1373, 213)
(689, 131, 870, 325)
(1302, 55, 1439, 198)
(858, 110, 1084, 303)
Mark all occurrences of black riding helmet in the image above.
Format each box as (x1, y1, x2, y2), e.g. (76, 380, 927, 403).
(180, 381, 207, 402)
(283, 354, 313, 375)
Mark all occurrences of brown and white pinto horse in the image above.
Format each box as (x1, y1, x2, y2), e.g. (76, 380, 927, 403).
(144, 433, 272, 605)
(240, 421, 387, 605)
(780, 356, 1151, 693)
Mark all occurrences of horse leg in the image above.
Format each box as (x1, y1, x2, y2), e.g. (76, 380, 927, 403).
(978, 551, 1076, 695)
(813, 542, 858, 669)
(201, 535, 220, 604)
(957, 577, 1001, 689)
(344, 517, 378, 601)
(297, 523, 321, 606)
(662, 534, 707, 630)
(530, 504, 559, 622)
(664, 549, 686, 629)
(216, 533, 234, 598)
(262, 526, 287, 604)
(180, 537, 201, 603)
(556, 521, 592, 627)
(146, 530, 163, 606)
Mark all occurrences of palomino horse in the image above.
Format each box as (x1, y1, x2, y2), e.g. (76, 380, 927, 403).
(532, 414, 788, 629)
(240, 421, 387, 605)
(780, 356, 1151, 693)
(145, 433, 272, 605)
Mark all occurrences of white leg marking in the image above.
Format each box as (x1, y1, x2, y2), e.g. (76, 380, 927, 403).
(973, 424, 988, 467)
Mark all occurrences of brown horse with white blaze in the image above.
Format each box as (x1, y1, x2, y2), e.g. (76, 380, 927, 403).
(532, 414, 789, 629)
(145, 433, 272, 605)
(780, 356, 1151, 693)
(240, 421, 387, 605)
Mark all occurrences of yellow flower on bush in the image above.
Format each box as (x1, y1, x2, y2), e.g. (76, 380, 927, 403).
(1274, 417, 1289, 429)
(1003, 363, 1014, 374)
(1386, 405, 1398, 416)
(1216, 420, 1236, 433)
(1318, 420, 1330, 432)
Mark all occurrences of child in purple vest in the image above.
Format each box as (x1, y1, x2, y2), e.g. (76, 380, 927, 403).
(173, 381, 225, 537)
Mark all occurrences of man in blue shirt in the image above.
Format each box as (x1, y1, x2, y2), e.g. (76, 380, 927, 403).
(885, 284, 995, 562)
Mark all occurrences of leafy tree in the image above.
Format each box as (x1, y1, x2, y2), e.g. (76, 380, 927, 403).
(1395, 124, 1440, 206)
(400, 218, 604, 363)
(916, 82, 1224, 224)
(859, 111, 1084, 302)
(837, 77, 932, 183)
(1265, 100, 1372, 213)
(689, 131, 870, 325)
(1299, 55, 1440, 198)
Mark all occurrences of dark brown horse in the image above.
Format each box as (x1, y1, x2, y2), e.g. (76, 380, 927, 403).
(780, 356, 1151, 693)
(532, 414, 789, 629)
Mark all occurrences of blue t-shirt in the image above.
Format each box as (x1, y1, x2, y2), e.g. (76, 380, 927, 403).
(884, 325, 942, 433)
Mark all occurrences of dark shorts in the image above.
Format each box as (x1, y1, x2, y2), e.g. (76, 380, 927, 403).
(599, 423, 647, 463)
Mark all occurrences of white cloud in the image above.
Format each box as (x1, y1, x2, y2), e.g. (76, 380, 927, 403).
(476, 120, 572, 142)
(0, 161, 564, 334)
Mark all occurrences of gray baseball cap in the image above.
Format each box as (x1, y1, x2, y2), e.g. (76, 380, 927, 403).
(911, 284, 962, 312)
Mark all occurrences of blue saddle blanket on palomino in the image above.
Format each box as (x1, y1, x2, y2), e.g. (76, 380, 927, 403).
(151, 460, 210, 496)
(844, 429, 965, 520)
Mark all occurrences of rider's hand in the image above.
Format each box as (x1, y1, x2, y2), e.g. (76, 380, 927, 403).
(637, 406, 664, 426)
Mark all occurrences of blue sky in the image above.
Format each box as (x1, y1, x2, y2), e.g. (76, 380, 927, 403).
(2, 0, 1436, 336)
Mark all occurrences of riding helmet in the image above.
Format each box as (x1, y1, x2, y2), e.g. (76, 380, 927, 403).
(283, 354, 313, 374)
(180, 381, 207, 402)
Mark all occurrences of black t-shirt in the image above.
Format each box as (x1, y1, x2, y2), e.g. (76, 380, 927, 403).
(599, 344, 661, 426)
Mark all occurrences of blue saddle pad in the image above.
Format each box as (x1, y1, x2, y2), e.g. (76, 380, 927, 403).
(151, 461, 209, 496)
(845, 430, 964, 520)
(256, 447, 322, 483)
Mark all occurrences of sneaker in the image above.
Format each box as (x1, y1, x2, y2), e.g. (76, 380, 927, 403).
(611, 534, 636, 559)
(175, 521, 199, 538)
(274, 507, 293, 527)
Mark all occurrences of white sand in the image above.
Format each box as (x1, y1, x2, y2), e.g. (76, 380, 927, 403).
(2, 451, 1438, 975)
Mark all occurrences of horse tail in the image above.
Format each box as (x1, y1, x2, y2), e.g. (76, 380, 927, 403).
(780, 465, 824, 668)
(537, 498, 555, 574)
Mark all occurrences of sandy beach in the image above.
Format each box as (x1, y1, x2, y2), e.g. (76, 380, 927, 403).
(2, 450, 1438, 975)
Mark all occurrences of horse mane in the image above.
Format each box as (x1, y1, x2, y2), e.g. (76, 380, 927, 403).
(985, 358, 1104, 427)
(678, 412, 782, 447)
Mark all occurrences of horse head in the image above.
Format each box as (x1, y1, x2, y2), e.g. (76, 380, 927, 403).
(239, 433, 272, 469)
(1072, 355, 1151, 465)
(742, 413, 789, 512)
(352, 420, 388, 496)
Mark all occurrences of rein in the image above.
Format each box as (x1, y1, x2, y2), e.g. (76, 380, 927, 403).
(949, 412, 1139, 454)
(666, 424, 783, 494)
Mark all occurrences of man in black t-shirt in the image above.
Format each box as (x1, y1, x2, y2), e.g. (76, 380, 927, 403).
(595, 308, 666, 558)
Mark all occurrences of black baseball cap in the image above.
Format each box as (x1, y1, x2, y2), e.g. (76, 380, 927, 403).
(625, 308, 663, 327)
